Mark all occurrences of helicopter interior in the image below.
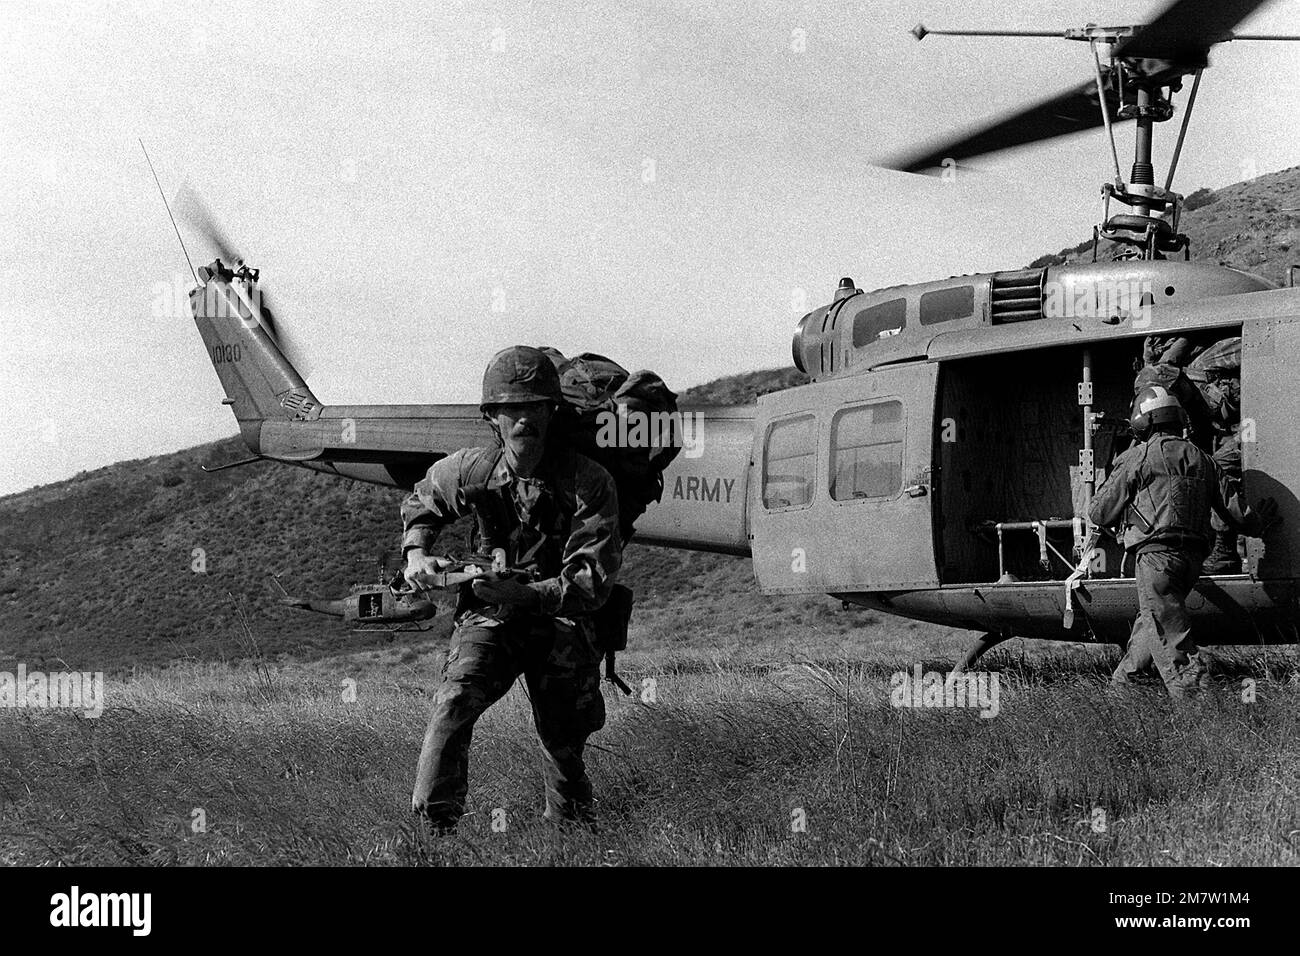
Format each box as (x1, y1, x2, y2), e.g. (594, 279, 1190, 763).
(934, 327, 1243, 585)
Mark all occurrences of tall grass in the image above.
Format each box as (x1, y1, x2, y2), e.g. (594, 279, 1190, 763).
(2, 646, 1295, 866)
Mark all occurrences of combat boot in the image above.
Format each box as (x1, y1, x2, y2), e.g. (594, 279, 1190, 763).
(543, 778, 596, 829)
(1165, 652, 1211, 700)
(1203, 531, 1241, 575)
(417, 818, 458, 838)
(544, 800, 597, 831)
(412, 803, 461, 838)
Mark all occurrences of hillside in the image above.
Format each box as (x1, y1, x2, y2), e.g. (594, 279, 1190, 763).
(677, 366, 809, 405)
(1027, 164, 1300, 280)
(0, 438, 433, 669)
(4, 166, 1296, 673)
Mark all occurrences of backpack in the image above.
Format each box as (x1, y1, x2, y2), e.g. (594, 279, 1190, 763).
(552, 352, 683, 541)
(1184, 337, 1242, 433)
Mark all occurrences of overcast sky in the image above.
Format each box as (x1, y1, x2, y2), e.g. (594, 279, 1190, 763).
(3, 0, 1299, 496)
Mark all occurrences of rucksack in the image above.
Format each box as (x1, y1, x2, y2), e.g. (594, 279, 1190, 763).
(557, 352, 683, 693)
(552, 352, 683, 542)
(1184, 337, 1241, 433)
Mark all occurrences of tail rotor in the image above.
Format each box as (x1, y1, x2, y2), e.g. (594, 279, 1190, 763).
(173, 185, 309, 375)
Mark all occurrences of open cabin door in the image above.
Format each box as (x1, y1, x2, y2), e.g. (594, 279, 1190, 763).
(1241, 315, 1300, 579)
(750, 363, 939, 594)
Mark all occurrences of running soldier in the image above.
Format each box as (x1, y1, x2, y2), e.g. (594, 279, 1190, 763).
(402, 346, 622, 831)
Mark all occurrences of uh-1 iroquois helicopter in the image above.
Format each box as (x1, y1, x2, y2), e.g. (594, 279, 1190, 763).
(163, 0, 1300, 671)
(266, 548, 530, 633)
(268, 552, 440, 633)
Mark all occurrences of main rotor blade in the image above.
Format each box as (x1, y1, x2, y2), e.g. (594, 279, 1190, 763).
(1113, 0, 1270, 59)
(880, 77, 1123, 173)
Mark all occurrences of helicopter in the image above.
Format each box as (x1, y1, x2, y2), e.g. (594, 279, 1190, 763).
(273, 577, 438, 633)
(167, 0, 1300, 672)
(269, 550, 525, 632)
(268, 551, 440, 632)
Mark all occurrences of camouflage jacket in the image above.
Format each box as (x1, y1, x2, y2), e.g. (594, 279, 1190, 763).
(401, 445, 622, 621)
(1088, 433, 1262, 555)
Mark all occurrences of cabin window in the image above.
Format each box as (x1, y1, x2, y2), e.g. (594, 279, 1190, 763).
(359, 593, 382, 618)
(852, 298, 906, 346)
(920, 285, 974, 325)
(830, 401, 903, 500)
(763, 414, 816, 509)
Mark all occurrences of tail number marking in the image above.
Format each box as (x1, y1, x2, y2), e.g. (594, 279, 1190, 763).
(212, 344, 242, 364)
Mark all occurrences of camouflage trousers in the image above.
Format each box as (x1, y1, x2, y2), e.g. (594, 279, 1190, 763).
(1205, 436, 1243, 574)
(411, 614, 605, 828)
(1112, 549, 1209, 698)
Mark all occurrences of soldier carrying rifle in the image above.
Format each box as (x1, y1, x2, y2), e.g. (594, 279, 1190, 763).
(401, 346, 623, 832)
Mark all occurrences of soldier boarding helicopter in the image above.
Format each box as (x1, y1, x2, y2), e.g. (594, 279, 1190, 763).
(164, 0, 1300, 671)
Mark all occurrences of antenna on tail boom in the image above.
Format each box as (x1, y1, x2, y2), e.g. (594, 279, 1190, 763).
(139, 139, 198, 285)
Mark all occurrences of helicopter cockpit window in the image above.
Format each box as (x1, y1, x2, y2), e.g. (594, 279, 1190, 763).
(830, 401, 904, 500)
(920, 285, 974, 325)
(852, 298, 906, 347)
(763, 414, 816, 510)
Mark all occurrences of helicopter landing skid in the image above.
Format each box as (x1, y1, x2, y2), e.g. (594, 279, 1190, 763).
(351, 621, 437, 636)
(953, 631, 1014, 674)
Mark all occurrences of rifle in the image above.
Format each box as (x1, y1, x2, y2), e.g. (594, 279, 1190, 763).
(390, 549, 537, 598)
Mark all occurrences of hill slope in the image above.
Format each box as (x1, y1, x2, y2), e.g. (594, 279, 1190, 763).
(1028, 165, 1300, 281)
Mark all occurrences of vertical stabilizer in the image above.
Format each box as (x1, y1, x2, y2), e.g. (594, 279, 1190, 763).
(190, 260, 321, 452)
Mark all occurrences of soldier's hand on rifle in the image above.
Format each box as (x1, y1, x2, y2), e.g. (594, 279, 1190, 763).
(472, 575, 541, 610)
(403, 549, 453, 591)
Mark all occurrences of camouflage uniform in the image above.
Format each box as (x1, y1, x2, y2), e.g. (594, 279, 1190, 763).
(1187, 339, 1245, 573)
(1089, 432, 1263, 697)
(1141, 332, 1213, 369)
(1205, 434, 1243, 573)
(402, 444, 622, 827)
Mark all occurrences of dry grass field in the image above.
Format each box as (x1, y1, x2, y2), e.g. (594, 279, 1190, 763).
(3, 632, 1296, 867)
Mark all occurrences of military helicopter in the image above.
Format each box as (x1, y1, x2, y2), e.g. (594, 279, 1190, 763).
(268, 552, 439, 632)
(272, 579, 437, 632)
(269, 550, 522, 632)
(166, 0, 1300, 671)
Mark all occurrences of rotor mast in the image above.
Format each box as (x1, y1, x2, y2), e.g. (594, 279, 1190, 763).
(910, 22, 1195, 258)
(900, 5, 1300, 261)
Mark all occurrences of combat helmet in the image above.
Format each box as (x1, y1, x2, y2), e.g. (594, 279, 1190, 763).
(1130, 384, 1188, 440)
(480, 345, 563, 412)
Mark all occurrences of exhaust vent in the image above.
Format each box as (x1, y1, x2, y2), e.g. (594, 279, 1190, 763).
(990, 269, 1044, 324)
